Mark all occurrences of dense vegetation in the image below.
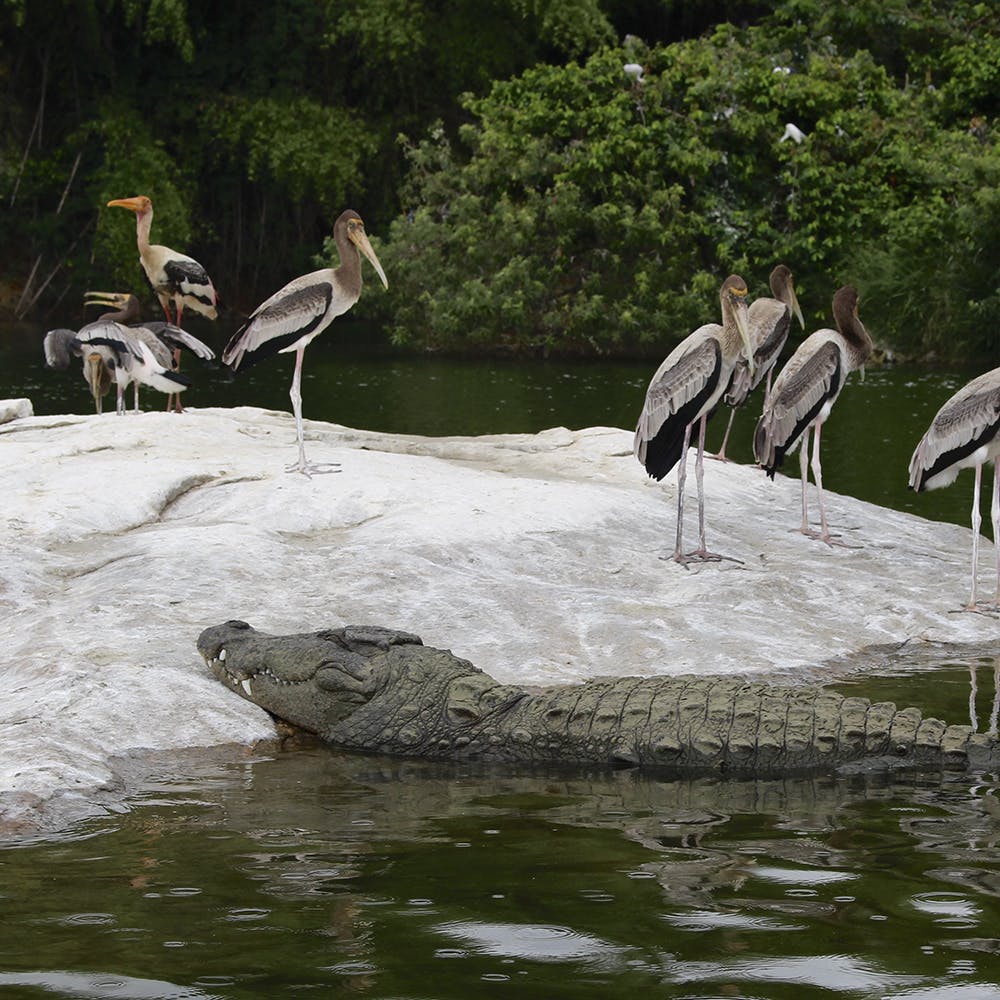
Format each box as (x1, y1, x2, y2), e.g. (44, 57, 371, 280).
(2, 0, 998, 360)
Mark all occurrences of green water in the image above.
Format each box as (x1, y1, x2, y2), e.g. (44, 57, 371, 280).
(1, 663, 1000, 997)
(4, 321, 1000, 996)
(0, 321, 990, 531)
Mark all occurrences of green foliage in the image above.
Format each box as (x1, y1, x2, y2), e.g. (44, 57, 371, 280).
(853, 140, 1000, 360)
(1, 0, 998, 357)
(377, 15, 999, 359)
(213, 97, 375, 213)
(112, 0, 196, 62)
(87, 105, 194, 300)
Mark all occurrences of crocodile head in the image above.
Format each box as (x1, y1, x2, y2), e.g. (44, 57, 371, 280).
(197, 620, 424, 735)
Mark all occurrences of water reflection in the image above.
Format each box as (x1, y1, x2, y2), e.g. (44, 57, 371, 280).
(1, 709, 999, 997)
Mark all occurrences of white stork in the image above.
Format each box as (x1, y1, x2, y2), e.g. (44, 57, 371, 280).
(222, 208, 389, 477)
(716, 263, 805, 461)
(909, 368, 1000, 611)
(107, 195, 219, 327)
(753, 285, 872, 544)
(634, 274, 753, 564)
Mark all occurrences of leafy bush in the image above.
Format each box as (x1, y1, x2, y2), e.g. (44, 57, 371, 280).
(374, 18, 999, 360)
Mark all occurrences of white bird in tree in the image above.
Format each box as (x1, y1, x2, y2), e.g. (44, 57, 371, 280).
(107, 195, 219, 327)
(753, 285, 872, 545)
(634, 274, 753, 565)
(222, 208, 388, 477)
(716, 264, 805, 461)
(780, 122, 806, 144)
(909, 368, 1000, 612)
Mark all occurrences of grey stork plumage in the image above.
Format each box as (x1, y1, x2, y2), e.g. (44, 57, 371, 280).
(107, 196, 219, 327)
(909, 368, 1000, 611)
(84, 291, 215, 412)
(715, 264, 805, 461)
(43, 327, 114, 414)
(634, 274, 753, 564)
(222, 209, 389, 477)
(66, 294, 192, 414)
(753, 285, 872, 544)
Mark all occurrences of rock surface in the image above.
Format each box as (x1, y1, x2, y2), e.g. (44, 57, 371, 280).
(0, 403, 996, 832)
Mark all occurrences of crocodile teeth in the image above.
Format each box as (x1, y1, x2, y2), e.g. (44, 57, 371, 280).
(241, 678, 253, 698)
(218, 648, 227, 661)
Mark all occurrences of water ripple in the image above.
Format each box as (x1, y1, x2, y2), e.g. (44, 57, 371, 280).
(435, 920, 623, 962)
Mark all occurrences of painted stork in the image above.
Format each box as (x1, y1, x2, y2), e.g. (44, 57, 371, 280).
(106, 195, 219, 326)
(908, 368, 1000, 611)
(634, 274, 753, 564)
(43, 327, 113, 414)
(716, 264, 805, 461)
(71, 295, 192, 414)
(753, 285, 872, 544)
(84, 290, 215, 412)
(222, 208, 389, 477)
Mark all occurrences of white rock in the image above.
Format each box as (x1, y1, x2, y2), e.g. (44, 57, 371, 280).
(0, 398, 33, 423)
(0, 406, 994, 833)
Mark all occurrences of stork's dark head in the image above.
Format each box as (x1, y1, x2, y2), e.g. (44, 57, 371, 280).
(335, 210, 389, 291)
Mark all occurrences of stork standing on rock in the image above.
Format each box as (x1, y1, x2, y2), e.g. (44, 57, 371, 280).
(753, 285, 872, 545)
(43, 327, 113, 413)
(909, 368, 1000, 611)
(84, 291, 215, 412)
(44, 296, 191, 415)
(106, 195, 219, 327)
(716, 264, 805, 461)
(222, 208, 389, 477)
(634, 274, 753, 564)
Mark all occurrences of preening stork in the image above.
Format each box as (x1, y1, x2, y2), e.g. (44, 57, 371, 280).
(53, 294, 193, 415)
(908, 368, 1000, 611)
(222, 208, 389, 477)
(753, 285, 872, 545)
(107, 195, 219, 327)
(715, 264, 805, 461)
(84, 290, 215, 412)
(634, 274, 753, 564)
(43, 327, 113, 414)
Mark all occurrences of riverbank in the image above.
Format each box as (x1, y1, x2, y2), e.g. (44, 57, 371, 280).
(1, 403, 996, 835)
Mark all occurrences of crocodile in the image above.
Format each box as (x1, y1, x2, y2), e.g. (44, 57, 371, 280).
(197, 620, 1000, 775)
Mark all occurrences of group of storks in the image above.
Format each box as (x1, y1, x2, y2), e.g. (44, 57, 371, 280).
(41, 196, 999, 611)
(44, 197, 387, 475)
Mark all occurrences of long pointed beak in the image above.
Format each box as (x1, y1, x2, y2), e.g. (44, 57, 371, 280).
(790, 289, 805, 330)
(107, 197, 144, 212)
(353, 231, 389, 290)
(735, 297, 754, 380)
(83, 292, 124, 306)
(84, 291, 126, 309)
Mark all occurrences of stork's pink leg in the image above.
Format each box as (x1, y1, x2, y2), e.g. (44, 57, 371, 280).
(284, 346, 340, 477)
(811, 421, 831, 540)
(967, 463, 983, 611)
(167, 347, 184, 413)
(714, 407, 736, 462)
(798, 432, 811, 533)
(991, 464, 1000, 609)
(669, 422, 692, 563)
(680, 414, 740, 564)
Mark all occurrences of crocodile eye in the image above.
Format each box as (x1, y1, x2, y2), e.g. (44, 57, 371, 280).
(225, 620, 251, 630)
